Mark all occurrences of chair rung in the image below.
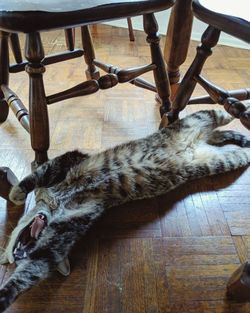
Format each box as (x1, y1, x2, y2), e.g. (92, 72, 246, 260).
(9, 49, 84, 73)
(46, 73, 119, 104)
(93, 59, 156, 83)
(189, 88, 250, 105)
(130, 77, 156, 92)
(46, 80, 99, 104)
(1, 84, 30, 133)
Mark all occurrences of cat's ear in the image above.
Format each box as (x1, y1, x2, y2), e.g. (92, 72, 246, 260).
(56, 257, 71, 276)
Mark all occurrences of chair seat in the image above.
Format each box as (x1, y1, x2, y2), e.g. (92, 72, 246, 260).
(0, 0, 174, 33)
(192, 0, 250, 44)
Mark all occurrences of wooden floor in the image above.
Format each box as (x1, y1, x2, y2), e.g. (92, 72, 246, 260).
(1, 25, 250, 313)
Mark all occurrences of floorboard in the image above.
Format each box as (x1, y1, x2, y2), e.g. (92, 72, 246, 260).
(0, 25, 250, 312)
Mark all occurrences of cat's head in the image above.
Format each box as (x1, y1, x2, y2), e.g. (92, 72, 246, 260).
(5, 207, 71, 276)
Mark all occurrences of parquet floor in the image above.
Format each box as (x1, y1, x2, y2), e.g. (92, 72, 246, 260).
(0, 25, 250, 313)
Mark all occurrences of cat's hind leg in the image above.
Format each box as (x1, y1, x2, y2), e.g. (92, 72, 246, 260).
(207, 130, 250, 147)
(189, 147, 250, 179)
(9, 150, 89, 205)
(182, 109, 234, 131)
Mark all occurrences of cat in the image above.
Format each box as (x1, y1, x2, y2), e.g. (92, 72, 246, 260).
(0, 109, 250, 312)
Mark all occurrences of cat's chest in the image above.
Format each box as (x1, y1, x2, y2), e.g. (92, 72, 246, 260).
(35, 181, 89, 211)
(35, 188, 60, 211)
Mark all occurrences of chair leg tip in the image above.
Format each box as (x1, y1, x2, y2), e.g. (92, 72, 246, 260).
(0, 167, 19, 201)
(0, 99, 9, 123)
(227, 261, 250, 301)
(159, 111, 178, 129)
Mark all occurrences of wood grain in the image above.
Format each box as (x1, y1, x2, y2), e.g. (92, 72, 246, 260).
(0, 25, 250, 312)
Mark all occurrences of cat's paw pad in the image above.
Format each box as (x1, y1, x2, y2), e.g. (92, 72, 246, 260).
(9, 185, 27, 205)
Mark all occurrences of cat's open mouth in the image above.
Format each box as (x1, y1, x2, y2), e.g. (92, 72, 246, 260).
(13, 213, 47, 262)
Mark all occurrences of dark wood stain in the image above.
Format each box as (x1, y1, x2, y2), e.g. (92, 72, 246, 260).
(0, 12, 250, 313)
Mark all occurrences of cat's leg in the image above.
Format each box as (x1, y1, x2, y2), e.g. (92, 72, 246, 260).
(207, 130, 250, 147)
(0, 200, 104, 312)
(188, 147, 250, 179)
(0, 259, 50, 312)
(182, 109, 234, 130)
(9, 150, 89, 205)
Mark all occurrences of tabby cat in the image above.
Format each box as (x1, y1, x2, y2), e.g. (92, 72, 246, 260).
(0, 109, 250, 312)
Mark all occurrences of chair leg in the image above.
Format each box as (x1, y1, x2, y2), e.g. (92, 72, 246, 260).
(171, 26, 221, 117)
(164, 0, 193, 94)
(64, 28, 75, 51)
(25, 32, 49, 166)
(81, 26, 100, 80)
(143, 13, 172, 117)
(127, 18, 135, 42)
(0, 167, 18, 201)
(227, 261, 250, 301)
(0, 31, 10, 123)
(10, 33, 23, 64)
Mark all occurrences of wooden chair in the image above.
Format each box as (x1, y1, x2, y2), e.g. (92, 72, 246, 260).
(160, 0, 250, 301)
(9, 21, 134, 68)
(160, 0, 250, 129)
(0, 0, 174, 199)
(0, 0, 173, 163)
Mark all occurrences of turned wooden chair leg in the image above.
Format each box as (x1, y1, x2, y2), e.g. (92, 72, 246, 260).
(227, 261, 250, 301)
(172, 26, 220, 115)
(0, 31, 10, 123)
(159, 25, 221, 129)
(64, 28, 75, 51)
(164, 0, 193, 95)
(25, 32, 49, 166)
(143, 13, 172, 117)
(127, 18, 135, 41)
(0, 167, 18, 201)
(81, 25, 100, 80)
(10, 33, 23, 64)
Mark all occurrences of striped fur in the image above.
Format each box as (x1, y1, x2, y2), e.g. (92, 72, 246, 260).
(0, 109, 250, 312)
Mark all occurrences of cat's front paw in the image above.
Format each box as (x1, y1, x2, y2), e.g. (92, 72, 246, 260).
(9, 185, 27, 205)
(0, 287, 15, 313)
(0, 252, 8, 265)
